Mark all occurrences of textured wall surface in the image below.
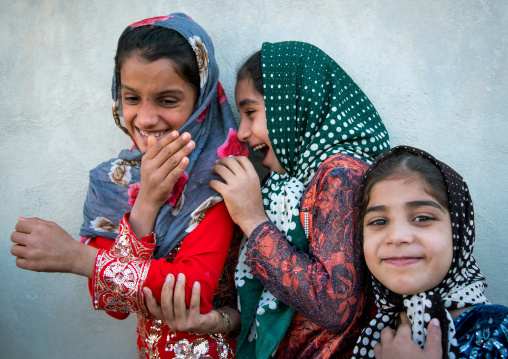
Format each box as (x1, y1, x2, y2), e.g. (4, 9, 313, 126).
(1, 1, 506, 357)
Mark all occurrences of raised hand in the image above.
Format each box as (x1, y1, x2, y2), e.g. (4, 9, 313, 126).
(210, 156, 268, 236)
(130, 132, 195, 237)
(373, 312, 442, 359)
(10, 217, 98, 277)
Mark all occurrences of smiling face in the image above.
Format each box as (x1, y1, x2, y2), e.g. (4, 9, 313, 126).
(120, 54, 198, 152)
(235, 77, 285, 174)
(362, 175, 453, 295)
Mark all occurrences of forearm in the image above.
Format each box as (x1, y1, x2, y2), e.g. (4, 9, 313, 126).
(246, 222, 362, 331)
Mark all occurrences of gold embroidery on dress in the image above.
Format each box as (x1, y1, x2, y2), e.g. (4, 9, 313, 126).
(137, 316, 163, 359)
(111, 219, 154, 260)
(93, 249, 151, 316)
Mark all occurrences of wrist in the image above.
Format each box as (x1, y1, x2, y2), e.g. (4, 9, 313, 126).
(70, 242, 98, 278)
(215, 308, 232, 337)
(238, 214, 269, 237)
(130, 197, 160, 238)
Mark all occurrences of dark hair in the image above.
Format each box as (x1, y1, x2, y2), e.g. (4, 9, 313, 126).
(360, 152, 449, 218)
(236, 50, 263, 95)
(114, 26, 200, 99)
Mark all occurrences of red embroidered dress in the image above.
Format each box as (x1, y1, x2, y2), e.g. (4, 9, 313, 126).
(245, 154, 377, 358)
(86, 202, 238, 358)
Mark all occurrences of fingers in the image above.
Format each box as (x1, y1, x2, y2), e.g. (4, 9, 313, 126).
(424, 319, 442, 357)
(144, 287, 164, 320)
(188, 281, 202, 323)
(213, 156, 254, 176)
(160, 274, 176, 323)
(144, 131, 179, 159)
(14, 217, 41, 234)
(147, 132, 194, 170)
(380, 325, 396, 343)
(395, 312, 413, 338)
(147, 135, 157, 151)
(373, 342, 382, 358)
(173, 273, 188, 323)
(399, 312, 411, 325)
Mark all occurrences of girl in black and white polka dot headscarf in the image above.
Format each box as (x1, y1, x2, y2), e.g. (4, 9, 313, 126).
(352, 146, 490, 359)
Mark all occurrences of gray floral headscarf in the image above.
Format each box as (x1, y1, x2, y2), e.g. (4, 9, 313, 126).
(80, 13, 247, 258)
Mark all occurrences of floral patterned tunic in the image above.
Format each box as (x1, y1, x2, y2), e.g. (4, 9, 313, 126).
(245, 154, 377, 358)
(85, 202, 239, 358)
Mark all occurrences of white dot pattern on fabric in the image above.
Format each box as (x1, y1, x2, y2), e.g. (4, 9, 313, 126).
(352, 146, 489, 359)
(236, 41, 390, 356)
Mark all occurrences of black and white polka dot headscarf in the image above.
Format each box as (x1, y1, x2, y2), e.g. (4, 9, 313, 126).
(352, 146, 489, 359)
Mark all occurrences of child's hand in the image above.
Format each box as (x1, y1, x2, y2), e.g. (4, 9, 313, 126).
(373, 312, 442, 359)
(144, 273, 227, 334)
(138, 132, 194, 209)
(129, 132, 194, 237)
(210, 156, 269, 236)
(10, 217, 97, 277)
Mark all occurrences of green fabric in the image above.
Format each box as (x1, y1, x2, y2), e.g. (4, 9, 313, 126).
(235, 41, 389, 358)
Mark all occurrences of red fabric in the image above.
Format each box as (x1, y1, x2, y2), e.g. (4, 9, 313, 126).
(144, 201, 235, 313)
(245, 154, 378, 358)
(87, 201, 234, 315)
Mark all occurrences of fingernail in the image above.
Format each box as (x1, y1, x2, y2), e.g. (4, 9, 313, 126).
(171, 131, 179, 138)
(187, 140, 194, 148)
(430, 318, 440, 327)
(193, 281, 199, 289)
(228, 155, 234, 157)
(166, 274, 173, 283)
(177, 273, 184, 280)
(182, 133, 190, 140)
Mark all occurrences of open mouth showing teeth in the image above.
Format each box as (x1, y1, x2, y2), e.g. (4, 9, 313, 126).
(251, 143, 268, 151)
(138, 128, 169, 139)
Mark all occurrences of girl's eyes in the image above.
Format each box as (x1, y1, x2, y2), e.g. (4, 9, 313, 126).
(160, 98, 177, 105)
(121, 96, 178, 106)
(413, 215, 435, 223)
(244, 109, 256, 116)
(366, 218, 387, 226)
(365, 215, 437, 226)
(123, 95, 139, 103)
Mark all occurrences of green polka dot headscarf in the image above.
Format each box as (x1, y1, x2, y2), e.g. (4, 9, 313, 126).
(263, 41, 389, 177)
(235, 41, 390, 358)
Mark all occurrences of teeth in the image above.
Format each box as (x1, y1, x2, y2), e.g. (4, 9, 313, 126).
(139, 129, 167, 138)
(252, 144, 267, 151)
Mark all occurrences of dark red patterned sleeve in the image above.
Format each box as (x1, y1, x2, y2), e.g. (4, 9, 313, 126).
(245, 155, 368, 332)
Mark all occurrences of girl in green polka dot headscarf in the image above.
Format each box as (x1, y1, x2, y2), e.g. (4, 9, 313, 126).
(210, 41, 390, 358)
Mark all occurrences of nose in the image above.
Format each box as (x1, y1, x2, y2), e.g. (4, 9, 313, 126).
(237, 118, 251, 142)
(137, 101, 158, 128)
(385, 223, 414, 246)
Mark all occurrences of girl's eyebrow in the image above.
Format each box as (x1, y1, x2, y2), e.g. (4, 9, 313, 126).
(120, 84, 184, 96)
(364, 200, 446, 215)
(238, 98, 260, 108)
(406, 200, 447, 213)
(364, 205, 386, 215)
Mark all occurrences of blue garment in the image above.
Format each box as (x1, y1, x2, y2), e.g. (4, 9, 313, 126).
(455, 304, 508, 358)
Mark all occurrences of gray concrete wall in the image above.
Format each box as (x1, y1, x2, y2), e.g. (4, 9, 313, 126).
(1, 1, 506, 357)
